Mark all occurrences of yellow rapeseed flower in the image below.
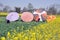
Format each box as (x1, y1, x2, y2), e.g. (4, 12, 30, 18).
(7, 32, 11, 38)
(13, 37, 18, 40)
(1, 37, 5, 40)
(24, 36, 29, 40)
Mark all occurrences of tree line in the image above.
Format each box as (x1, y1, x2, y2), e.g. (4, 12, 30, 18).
(0, 3, 60, 15)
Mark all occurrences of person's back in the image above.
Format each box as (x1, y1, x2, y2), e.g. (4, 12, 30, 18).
(41, 11, 47, 22)
(33, 9, 43, 22)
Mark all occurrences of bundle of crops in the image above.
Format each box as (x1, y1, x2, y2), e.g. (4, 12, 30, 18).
(46, 15, 56, 22)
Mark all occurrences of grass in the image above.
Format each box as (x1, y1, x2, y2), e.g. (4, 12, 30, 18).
(0, 17, 43, 37)
(0, 15, 60, 40)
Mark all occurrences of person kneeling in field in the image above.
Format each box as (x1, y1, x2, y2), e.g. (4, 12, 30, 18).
(33, 9, 47, 22)
(33, 9, 40, 22)
(46, 15, 56, 22)
(6, 12, 19, 23)
(41, 10, 47, 22)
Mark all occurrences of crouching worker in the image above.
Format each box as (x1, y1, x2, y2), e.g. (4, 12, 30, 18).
(33, 9, 42, 22)
(41, 11, 47, 22)
(46, 15, 56, 22)
(33, 14, 40, 22)
(6, 12, 19, 23)
(33, 9, 48, 22)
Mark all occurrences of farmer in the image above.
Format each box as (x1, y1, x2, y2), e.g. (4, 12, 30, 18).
(6, 12, 19, 23)
(33, 9, 47, 22)
(33, 9, 42, 22)
(41, 10, 47, 22)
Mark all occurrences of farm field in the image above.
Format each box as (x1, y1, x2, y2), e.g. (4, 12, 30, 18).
(0, 12, 21, 16)
(0, 14, 60, 40)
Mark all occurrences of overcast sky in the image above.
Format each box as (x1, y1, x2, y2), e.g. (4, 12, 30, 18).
(0, 0, 60, 10)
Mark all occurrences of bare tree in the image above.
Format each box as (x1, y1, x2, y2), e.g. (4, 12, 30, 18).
(47, 6, 57, 15)
(15, 7, 21, 13)
(23, 7, 28, 12)
(27, 3, 34, 13)
(3, 6, 11, 12)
